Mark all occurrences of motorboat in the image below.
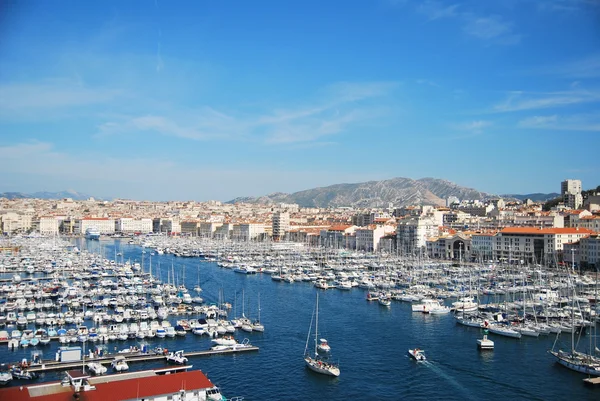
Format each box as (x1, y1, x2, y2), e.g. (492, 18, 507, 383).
(378, 296, 392, 307)
(11, 366, 37, 380)
(317, 338, 331, 353)
(87, 362, 107, 375)
(111, 356, 129, 372)
(0, 364, 12, 386)
(408, 348, 426, 361)
(211, 336, 237, 346)
(174, 325, 187, 336)
(165, 326, 176, 338)
(211, 338, 253, 351)
(165, 350, 188, 365)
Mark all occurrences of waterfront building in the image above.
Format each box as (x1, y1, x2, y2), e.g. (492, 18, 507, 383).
(561, 179, 583, 209)
(180, 220, 199, 235)
(232, 223, 265, 241)
(494, 227, 594, 264)
(153, 218, 181, 234)
(115, 217, 153, 234)
(199, 222, 223, 238)
(426, 233, 471, 260)
(74, 218, 115, 235)
(579, 233, 600, 269)
(214, 223, 233, 239)
(0, 211, 32, 233)
(272, 211, 290, 241)
(38, 216, 60, 235)
(470, 232, 496, 261)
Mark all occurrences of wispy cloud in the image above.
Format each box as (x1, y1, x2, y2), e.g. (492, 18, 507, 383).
(0, 80, 123, 118)
(410, 1, 520, 45)
(451, 120, 493, 136)
(97, 81, 398, 144)
(416, 79, 440, 87)
(518, 114, 600, 131)
(493, 90, 600, 112)
(536, 0, 600, 12)
(462, 14, 520, 45)
(534, 54, 600, 79)
(416, 1, 460, 20)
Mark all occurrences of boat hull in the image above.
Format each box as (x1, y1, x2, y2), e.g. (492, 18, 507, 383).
(304, 356, 340, 377)
(550, 351, 600, 376)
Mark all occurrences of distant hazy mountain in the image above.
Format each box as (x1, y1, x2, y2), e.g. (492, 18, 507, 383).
(502, 193, 560, 202)
(228, 177, 494, 208)
(0, 190, 96, 201)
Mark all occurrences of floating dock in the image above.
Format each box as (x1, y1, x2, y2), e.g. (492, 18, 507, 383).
(13, 346, 259, 373)
(583, 377, 600, 386)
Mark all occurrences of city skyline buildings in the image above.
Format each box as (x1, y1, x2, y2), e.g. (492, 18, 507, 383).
(1, 1, 599, 201)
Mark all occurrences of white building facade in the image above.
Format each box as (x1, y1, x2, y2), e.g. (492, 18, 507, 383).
(75, 218, 116, 234)
(355, 225, 385, 252)
(39, 216, 60, 236)
(272, 211, 290, 240)
(396, 216, 439, 255)
(115, 218, 153, 233)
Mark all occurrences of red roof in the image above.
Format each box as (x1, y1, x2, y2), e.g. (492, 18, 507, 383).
(0, 370, 214, 401)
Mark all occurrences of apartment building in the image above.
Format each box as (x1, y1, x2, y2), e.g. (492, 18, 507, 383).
(562, 179, 583, 209)
(396, 215, 439, 254)
(355, 225, 386, 252)
(74, 218, 115, 234)
(199, 222, 223, 238)
(494, 227, 594, 264)
(39, 216, 60, 235)
(272, 211, 290, 240)
(115, 218, 153, 234)
(232, 223, 265, 241)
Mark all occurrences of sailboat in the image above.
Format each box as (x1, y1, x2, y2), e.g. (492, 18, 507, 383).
(252, 293, 264, 332)
(194, 264, 202, 294)
(548, 258, 600, 376)
(304, 293, 340, 377)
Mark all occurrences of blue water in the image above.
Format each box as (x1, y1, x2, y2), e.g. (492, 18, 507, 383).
(1, 239, 598, 400)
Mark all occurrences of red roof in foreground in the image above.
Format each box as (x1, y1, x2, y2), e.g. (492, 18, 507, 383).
(0, 370, 214, 401)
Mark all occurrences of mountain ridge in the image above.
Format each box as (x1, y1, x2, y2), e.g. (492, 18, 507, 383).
(227, 177, 498, 208)
(0, 190, 97, 201)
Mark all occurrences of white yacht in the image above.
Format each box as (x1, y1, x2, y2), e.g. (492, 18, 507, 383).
(87, 362, 107, 375)
(85, 227, 101, 240)
(111, 356, 129, 372)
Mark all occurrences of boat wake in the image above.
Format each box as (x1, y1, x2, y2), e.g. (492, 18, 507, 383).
(422, 361, 477, 401)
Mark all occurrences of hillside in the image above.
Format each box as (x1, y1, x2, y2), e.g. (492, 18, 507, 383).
(228, 177, 494, 208)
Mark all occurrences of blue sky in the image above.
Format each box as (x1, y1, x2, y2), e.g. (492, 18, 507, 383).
(1, 0, 599, 201)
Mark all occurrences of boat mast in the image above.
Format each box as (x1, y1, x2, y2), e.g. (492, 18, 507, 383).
(315, 293, 319, 356)
(571, 248, 575, 355)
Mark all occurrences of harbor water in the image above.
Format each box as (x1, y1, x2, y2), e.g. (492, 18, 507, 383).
(1, 238, 598, 400)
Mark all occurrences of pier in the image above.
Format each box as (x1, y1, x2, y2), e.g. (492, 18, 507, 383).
(15, 346, 259, 373)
